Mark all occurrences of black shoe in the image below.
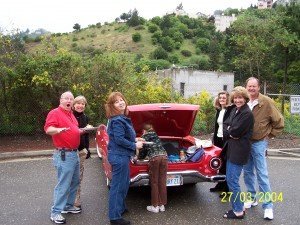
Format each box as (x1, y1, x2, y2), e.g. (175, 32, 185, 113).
(110, 218, 131, 225)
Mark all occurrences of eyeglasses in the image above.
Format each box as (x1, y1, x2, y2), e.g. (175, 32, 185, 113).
(61, 97, 74, 101)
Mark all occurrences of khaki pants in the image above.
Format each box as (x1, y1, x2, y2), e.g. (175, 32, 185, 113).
(74, 149, 87, 207)
(148, 155, 168, 206)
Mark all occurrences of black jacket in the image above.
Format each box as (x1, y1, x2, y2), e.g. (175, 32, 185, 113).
(73, 111, 89, 151)
(223, 104, 254, 165)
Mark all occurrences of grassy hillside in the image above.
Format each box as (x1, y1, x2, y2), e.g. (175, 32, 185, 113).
(28, 22, 198, 63)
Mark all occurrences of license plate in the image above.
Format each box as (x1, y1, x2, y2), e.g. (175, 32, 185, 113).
(166, 175, 182, 186)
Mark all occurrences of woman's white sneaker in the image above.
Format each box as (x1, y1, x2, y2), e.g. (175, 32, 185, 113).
(244, 199, 258, 209)
(264, 208, 274, 220)
(146, 205, 159, 213)
(159, 205, 165, 212)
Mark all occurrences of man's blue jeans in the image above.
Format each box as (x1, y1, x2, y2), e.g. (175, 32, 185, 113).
(226, 160, 244, 212)
(108, 154, 130, 220)
(243, 140, 273, 209)
(51, 151, 80, 215)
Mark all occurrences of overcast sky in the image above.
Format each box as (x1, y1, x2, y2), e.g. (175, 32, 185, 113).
(0, 0, 258, 33)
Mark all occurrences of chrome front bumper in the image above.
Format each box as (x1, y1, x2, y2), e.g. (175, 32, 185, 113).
(130, 170, 226, 187)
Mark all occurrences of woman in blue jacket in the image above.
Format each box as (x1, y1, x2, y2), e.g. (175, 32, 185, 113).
(105, 92, 144, 225)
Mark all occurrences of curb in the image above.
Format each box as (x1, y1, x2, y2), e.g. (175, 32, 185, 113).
(0, 148, 97, 161)
(267, 148, 300, 158)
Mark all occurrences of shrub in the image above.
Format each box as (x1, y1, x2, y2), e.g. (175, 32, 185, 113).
(168, 54, 179, 64)
(34, 36, 42, 42)
(160, 36, 175, 52)
(181, 49, 192, 57)
(72, 37, 78, 42)
(132, 32, 142, 42)
(189, 55, 211, 70)
(135, 59, 170, 71)
(134, 25, 145, 30)
(184, 91, 215, 135)
(150, 46, 168, 60)
(148, 23, 159, 33)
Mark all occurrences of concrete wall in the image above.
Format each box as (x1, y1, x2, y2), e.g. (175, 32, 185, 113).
(157, 68, 235, 98)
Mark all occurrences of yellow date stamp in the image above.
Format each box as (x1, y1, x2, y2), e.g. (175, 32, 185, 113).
(220, 192, 283, 203)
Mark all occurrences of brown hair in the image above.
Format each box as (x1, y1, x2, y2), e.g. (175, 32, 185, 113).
(213, 91, 230, 109)
(230, 86, 250, 103)
(143, 123, 154, 132)
(105, 92, 129, 118)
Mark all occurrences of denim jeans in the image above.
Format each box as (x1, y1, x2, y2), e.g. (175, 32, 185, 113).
(243, 140, 273, 209)
(108, 154, 130, 220)
(226, 160, 244, 212)
(51, 151, 80, 215)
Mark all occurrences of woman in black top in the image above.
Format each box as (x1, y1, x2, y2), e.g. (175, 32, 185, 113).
(222, 86, 254, 219)
(210, 91, 234, 193)
(73, 95, 90, 209)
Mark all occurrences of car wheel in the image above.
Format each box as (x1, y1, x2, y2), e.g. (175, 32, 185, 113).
(95, 141, 102, 159)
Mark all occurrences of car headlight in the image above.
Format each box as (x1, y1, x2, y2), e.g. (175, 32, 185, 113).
(209, 157, 221, 170)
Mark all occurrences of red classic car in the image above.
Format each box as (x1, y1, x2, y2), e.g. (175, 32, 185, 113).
(95, 103, 225, 187)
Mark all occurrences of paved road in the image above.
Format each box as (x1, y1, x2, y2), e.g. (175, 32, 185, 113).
(0, 156, 299, 225)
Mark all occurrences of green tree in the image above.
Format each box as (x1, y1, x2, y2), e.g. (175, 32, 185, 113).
(73, 23, 81, 31)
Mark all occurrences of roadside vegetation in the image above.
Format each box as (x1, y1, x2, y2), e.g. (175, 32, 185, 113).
(0, 1, 299, 136)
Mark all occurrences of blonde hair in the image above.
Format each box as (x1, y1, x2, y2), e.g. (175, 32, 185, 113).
(213, 91, 230, 109)
(105, 92, 129, 118)
(230, 86, 250, 103)
(73, 95, 87, 107)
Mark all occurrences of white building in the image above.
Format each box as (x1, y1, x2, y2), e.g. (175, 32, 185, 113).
(257, 0, 273, 9)
(156, 68, 234, 98)
(214, 14, 237, 32)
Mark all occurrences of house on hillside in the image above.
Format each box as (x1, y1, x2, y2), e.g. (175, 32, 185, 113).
(257, 0, 273, 9)
(156, 68, 234, 98)
(214, 14, 237, 32)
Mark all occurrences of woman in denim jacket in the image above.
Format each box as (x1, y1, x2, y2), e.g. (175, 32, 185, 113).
(105, 92, 144, 225)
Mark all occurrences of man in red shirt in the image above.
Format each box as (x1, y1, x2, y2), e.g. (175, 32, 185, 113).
(45, 91, 82, 224)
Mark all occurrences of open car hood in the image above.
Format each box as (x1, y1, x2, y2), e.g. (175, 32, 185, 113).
(128, 103, 199, 137)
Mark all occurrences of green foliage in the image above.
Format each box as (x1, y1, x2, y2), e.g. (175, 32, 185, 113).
(181, 49, 192, 57)
(180, 91, 215, 135)
(148, 23, 159, 33)
(168, 54, 180, 64)
(160, 36, 175, 52)
(135, 59, 170, 71)
(150, 46, 168, 60)
(189, 55, 211, 70)
(73, 23, 81, 31)
(150, 16, 162, 26)
(132, 32, 142, 42)
(126, 9, 145, 27)
(196, 38, 210, 53)
(151, 31, 163, 44)
(134, 25, 145, 30)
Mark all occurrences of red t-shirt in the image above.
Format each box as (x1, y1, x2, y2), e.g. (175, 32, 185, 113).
(44, 106, 80, 149)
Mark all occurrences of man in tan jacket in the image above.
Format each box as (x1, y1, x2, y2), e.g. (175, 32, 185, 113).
(243, 77, 284, 220)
